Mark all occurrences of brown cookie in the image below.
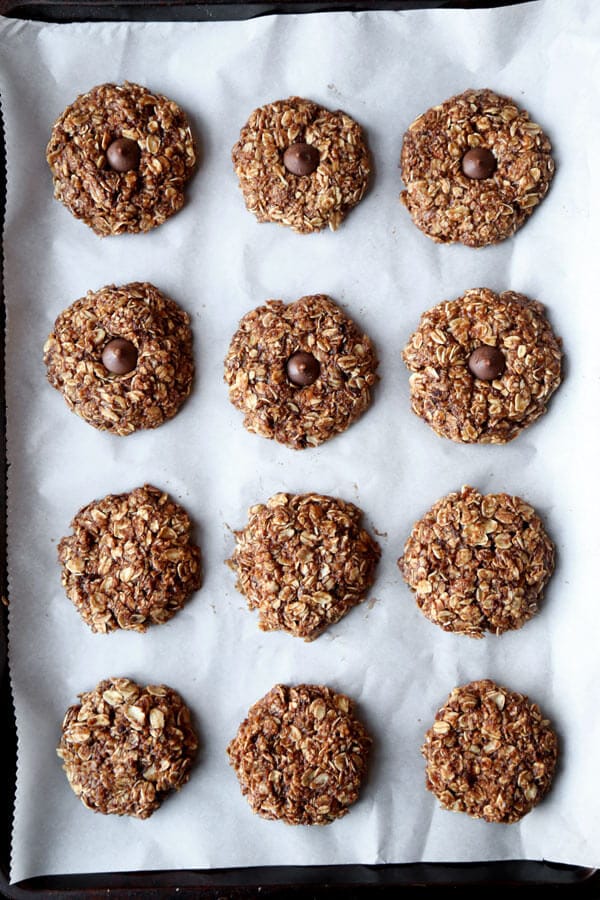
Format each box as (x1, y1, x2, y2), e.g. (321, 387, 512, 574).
(224, 294, 378, 449)
(58, 485, 202, 633)
(422, 680, 558, 823)
(232, 96, 370, 233)
(44, 282, 194, 435)
(399, 486, 554, 638)
(227, 683, 371, 825)
(400, 89, 554, 247)
(228, 492, 381, 641)
(46, 82, 196, 235)
(402, 288, 562, 444)
(58, 677, 198, 818)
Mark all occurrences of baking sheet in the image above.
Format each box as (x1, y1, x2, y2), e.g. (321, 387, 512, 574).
(1, 0, 600, 882)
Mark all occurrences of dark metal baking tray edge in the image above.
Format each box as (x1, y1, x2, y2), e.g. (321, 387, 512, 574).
(0, 1, 599, 895)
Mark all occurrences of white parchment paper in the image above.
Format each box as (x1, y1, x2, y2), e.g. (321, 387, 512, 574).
(2, 0, 600, 881)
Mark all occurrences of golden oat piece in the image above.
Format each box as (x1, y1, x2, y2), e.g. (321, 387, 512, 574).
(399, 486, 555, 638)
(58, 677, 198, 818)
(224, 294, 378, 449)
(232, 96, 370, 233)
(47, 82, 196, 235)
(402, 288, 562, 444)
(227, 684, 371, 825)
(58, 485, 202, 633)
(44, 282, 194, 435)
(400, 88, 554, 247)
(228, 492, 380, 641)
(422, 680, 558, 823)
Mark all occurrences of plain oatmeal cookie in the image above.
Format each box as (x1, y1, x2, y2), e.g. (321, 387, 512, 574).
(46, 82, 196, 235)
(231, 96, 370, 233)
(398, 486, 554, 638)
(228, 492, 381, 641)
(224, 294, 378, 449)
(44, 282, 194, 435)
(400, 89, 554, 247)
(227, 683, 372, 824)
(58, 677, 198, 818)
(422, 679, 558, 823)
(402, 288, 562, 444)
(58, 484, 202, 633)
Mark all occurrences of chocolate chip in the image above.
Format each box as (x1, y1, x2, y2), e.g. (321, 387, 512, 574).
(461, 147, 497, 180)
(283, 142, 320, 176)
(468, 346, 506, 381)
(102, 338, 138, 375)
(286, 351, 320, 387)
(106, 138, 141, 173)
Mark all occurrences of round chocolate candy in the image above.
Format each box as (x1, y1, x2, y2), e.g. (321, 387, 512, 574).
(106, 138, 141, 173)
(283, 142, 320, 176)
(286, 351, 320, 387)
(102, 338, 138, 375)
(468, 345, 506, 381)
(461, 147, 496, 180)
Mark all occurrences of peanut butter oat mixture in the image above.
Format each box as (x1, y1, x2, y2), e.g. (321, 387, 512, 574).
(44, 281, 194, 435)
(402, 288, 562, 444)
(422, 680, 558, 823)
(399, 486, 555, 638)
(58, 485, 202, 633)
(400, 88, 554, 247)
(224, 294, 378, 449)
(58, 677, 198, 818)
(228, 492, 380, 641)
(232, 96, 370, 233)
(227, 683, 371, 825)
(47, 82, 196, 235)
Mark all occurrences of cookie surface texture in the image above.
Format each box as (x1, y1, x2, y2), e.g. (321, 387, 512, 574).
(46, 81, 196, 235)
(227, 683, 371, 824)
(400, 88, 554, 247)
(402, 288, 562, 444)
(229, 492, 380, 641)
(422, 679, 558, 823)
(58, 484, 202, 633)
(224, 294, 378, 449)
(232, 96, 370, 233)
(44, 281, 194, 435)
(58, 677, 198, 818)
(399, 485, 554, 638)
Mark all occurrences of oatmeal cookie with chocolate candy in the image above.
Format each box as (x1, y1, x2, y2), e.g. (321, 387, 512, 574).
(47, 82, 196, 235)
(402, 288, 562, 444)
(58, 484, 202, 633)
(58, 677, 198, 818)
(228, 492, 380, 641)
(227, 683, 371, 824)
(422, 679, 558, 823)
(44, 282, 194, 435)
(224, 294, 378, 449)
(400, 89, 554, 247)
(399, 485, 554, 638)
(232, 96, 370, 233)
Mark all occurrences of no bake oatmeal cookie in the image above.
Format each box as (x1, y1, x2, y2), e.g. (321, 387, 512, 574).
(227, 683, 371, 824)
(400, 89, 554, 247)
(47, 81, 196, 235)
(224, 294, 378, 449)
(44, 281, 194, 435)
(422, 679, 558, 823)
(402, 288, 562, 444)
(228, 492, 381, 641)
(232, 96, 370, 233)
(58, 677, 198, 818)
(398, 485, 555, 638)
(58, 484, 202, 633)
